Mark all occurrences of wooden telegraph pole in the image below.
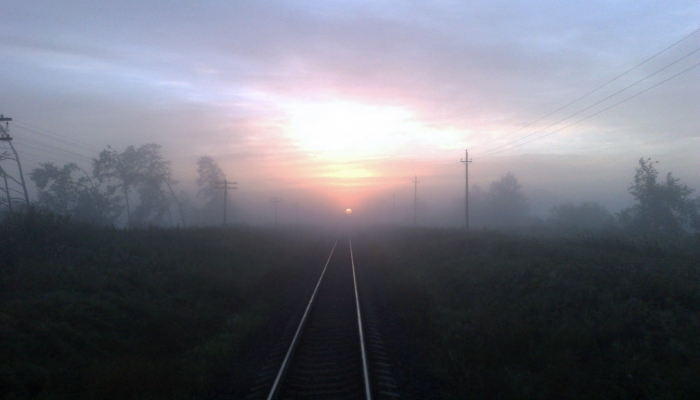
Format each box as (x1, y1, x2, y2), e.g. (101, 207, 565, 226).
(215, 179, 237, 226)
(270, 197, 282, 226)
(0, 115, 30, 206)
(460, 150, 473, 231)
(413, 175, 419, 226)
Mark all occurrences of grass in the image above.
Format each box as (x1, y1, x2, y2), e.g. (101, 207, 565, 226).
(0, 209, 330, 399)
(4, 211, 699, 399)
(355, 228, 700, 399)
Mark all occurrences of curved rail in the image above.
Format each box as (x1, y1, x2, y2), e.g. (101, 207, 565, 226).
(265, 239, 338, 400)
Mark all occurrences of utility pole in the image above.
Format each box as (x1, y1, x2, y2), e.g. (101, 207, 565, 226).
(1, 166, 12, 213)
(460, 149, 473, 231)
(376, 197, 380, 223)
(215, 179, 237, 226)
(270, 197, 282, 226)
(413, 175, 419, 226)
(0, 115, 30, 206)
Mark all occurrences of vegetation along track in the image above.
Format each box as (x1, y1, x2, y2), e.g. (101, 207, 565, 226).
(247, 237, 401, 400)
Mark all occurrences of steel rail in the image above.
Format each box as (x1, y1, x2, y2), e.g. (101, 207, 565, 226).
(350, 237, 373, 400)
(265, 239, 338, 400)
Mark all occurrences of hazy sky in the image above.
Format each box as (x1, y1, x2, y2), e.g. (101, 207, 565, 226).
(1, 1, 698, 224)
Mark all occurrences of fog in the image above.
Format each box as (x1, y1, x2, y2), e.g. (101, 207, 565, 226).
(1, 1, 699, 229)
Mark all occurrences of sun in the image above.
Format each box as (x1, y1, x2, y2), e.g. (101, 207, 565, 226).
(282, 101, 417, 161)
(345, 208, 352, 214)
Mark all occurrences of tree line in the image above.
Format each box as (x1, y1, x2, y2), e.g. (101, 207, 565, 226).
(469, 157, 700, 241)
(24, 144, 227, 227)
(1, 143, 699, 241)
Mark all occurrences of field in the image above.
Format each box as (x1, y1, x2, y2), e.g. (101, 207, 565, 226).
(2, 211, 700, 398)
(0, 210, 332, 399)
(354, 228, 700, 399)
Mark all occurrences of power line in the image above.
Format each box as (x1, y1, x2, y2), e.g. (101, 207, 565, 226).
(482, 60, 700, 157)
(12, 136, 94, 163)
(476, 46, 700, 157)
(470, 27, 700, 151)
(11, 120, 103, 153)
(6, 121, 98, 164)
(12, 125, 101, 156)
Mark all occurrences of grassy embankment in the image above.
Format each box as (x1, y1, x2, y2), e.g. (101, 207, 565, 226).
(357, 228, 700, 399)
(0, 210, 329, 399)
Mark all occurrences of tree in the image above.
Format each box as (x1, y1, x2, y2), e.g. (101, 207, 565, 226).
(29, 162, 121, 225)
(130, 144, 185, 226)
(29, 163, 77, 215)
(487, 172, 529, 229)
(196, 156, 225, 199)
(196, 156, 226, 225)
(619, 158, 700, 239)
(94, 144, 184, 227)
(93, 146, 140, 226)
(549, 201, 612, 232)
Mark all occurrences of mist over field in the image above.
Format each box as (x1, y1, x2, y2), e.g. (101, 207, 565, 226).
(2, 1, 700, 399)
(1, 1, 699, 228)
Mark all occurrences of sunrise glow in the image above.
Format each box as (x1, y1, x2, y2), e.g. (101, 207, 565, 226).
(283, 101, 421, 161)
(3, 1, 698, 227)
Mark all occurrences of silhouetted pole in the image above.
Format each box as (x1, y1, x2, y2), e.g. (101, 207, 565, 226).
(215, 179, 237, 226)
(1, 166, 12, 212)
(0, 115, 29, 206)
(413, 175, 419, 226)
(270, 197, 282, 226)
(460, 149, 473, 231)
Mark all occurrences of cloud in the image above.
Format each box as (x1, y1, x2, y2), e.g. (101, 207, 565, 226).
(1, 0, 699, 223)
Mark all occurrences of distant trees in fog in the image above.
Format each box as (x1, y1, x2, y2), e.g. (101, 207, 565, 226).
(29, 161, 121, 225)
(93, 144, 184, 227)
(466, 158, 700, 241)
(548, 201, 613, 232)
(471, 172, 530, 230)
(12, 146, 700, 239)
(618, 157, 700, 240)
(29, 144, 189, 227)
(195, 156, 227, 225)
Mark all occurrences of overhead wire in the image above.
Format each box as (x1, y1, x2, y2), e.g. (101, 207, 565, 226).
(2, 122, 194, 199)
(15, 126, 99, 153)
(12, 136, 94, 164)
(1, 120, 102, 173)
(480, 60, 700, 157)
(10, 120, 103, 154)
(469, 27, 700, 151)
(476, 45, 700, 157)
(1, 145, 78, 168)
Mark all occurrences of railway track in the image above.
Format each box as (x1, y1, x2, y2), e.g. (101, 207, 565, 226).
(247, 237, 401, 400)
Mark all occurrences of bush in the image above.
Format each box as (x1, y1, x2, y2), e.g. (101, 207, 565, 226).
(356, 228, 700, 399)
(0, 212, 330, 398)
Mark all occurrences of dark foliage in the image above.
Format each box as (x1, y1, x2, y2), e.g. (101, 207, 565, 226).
(356, 228, 700, 399)
(619, 158, 700, 241)
(548, 201, 613, 233)
(470, 172, 529, 230)
(0, 211, 329, 399)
